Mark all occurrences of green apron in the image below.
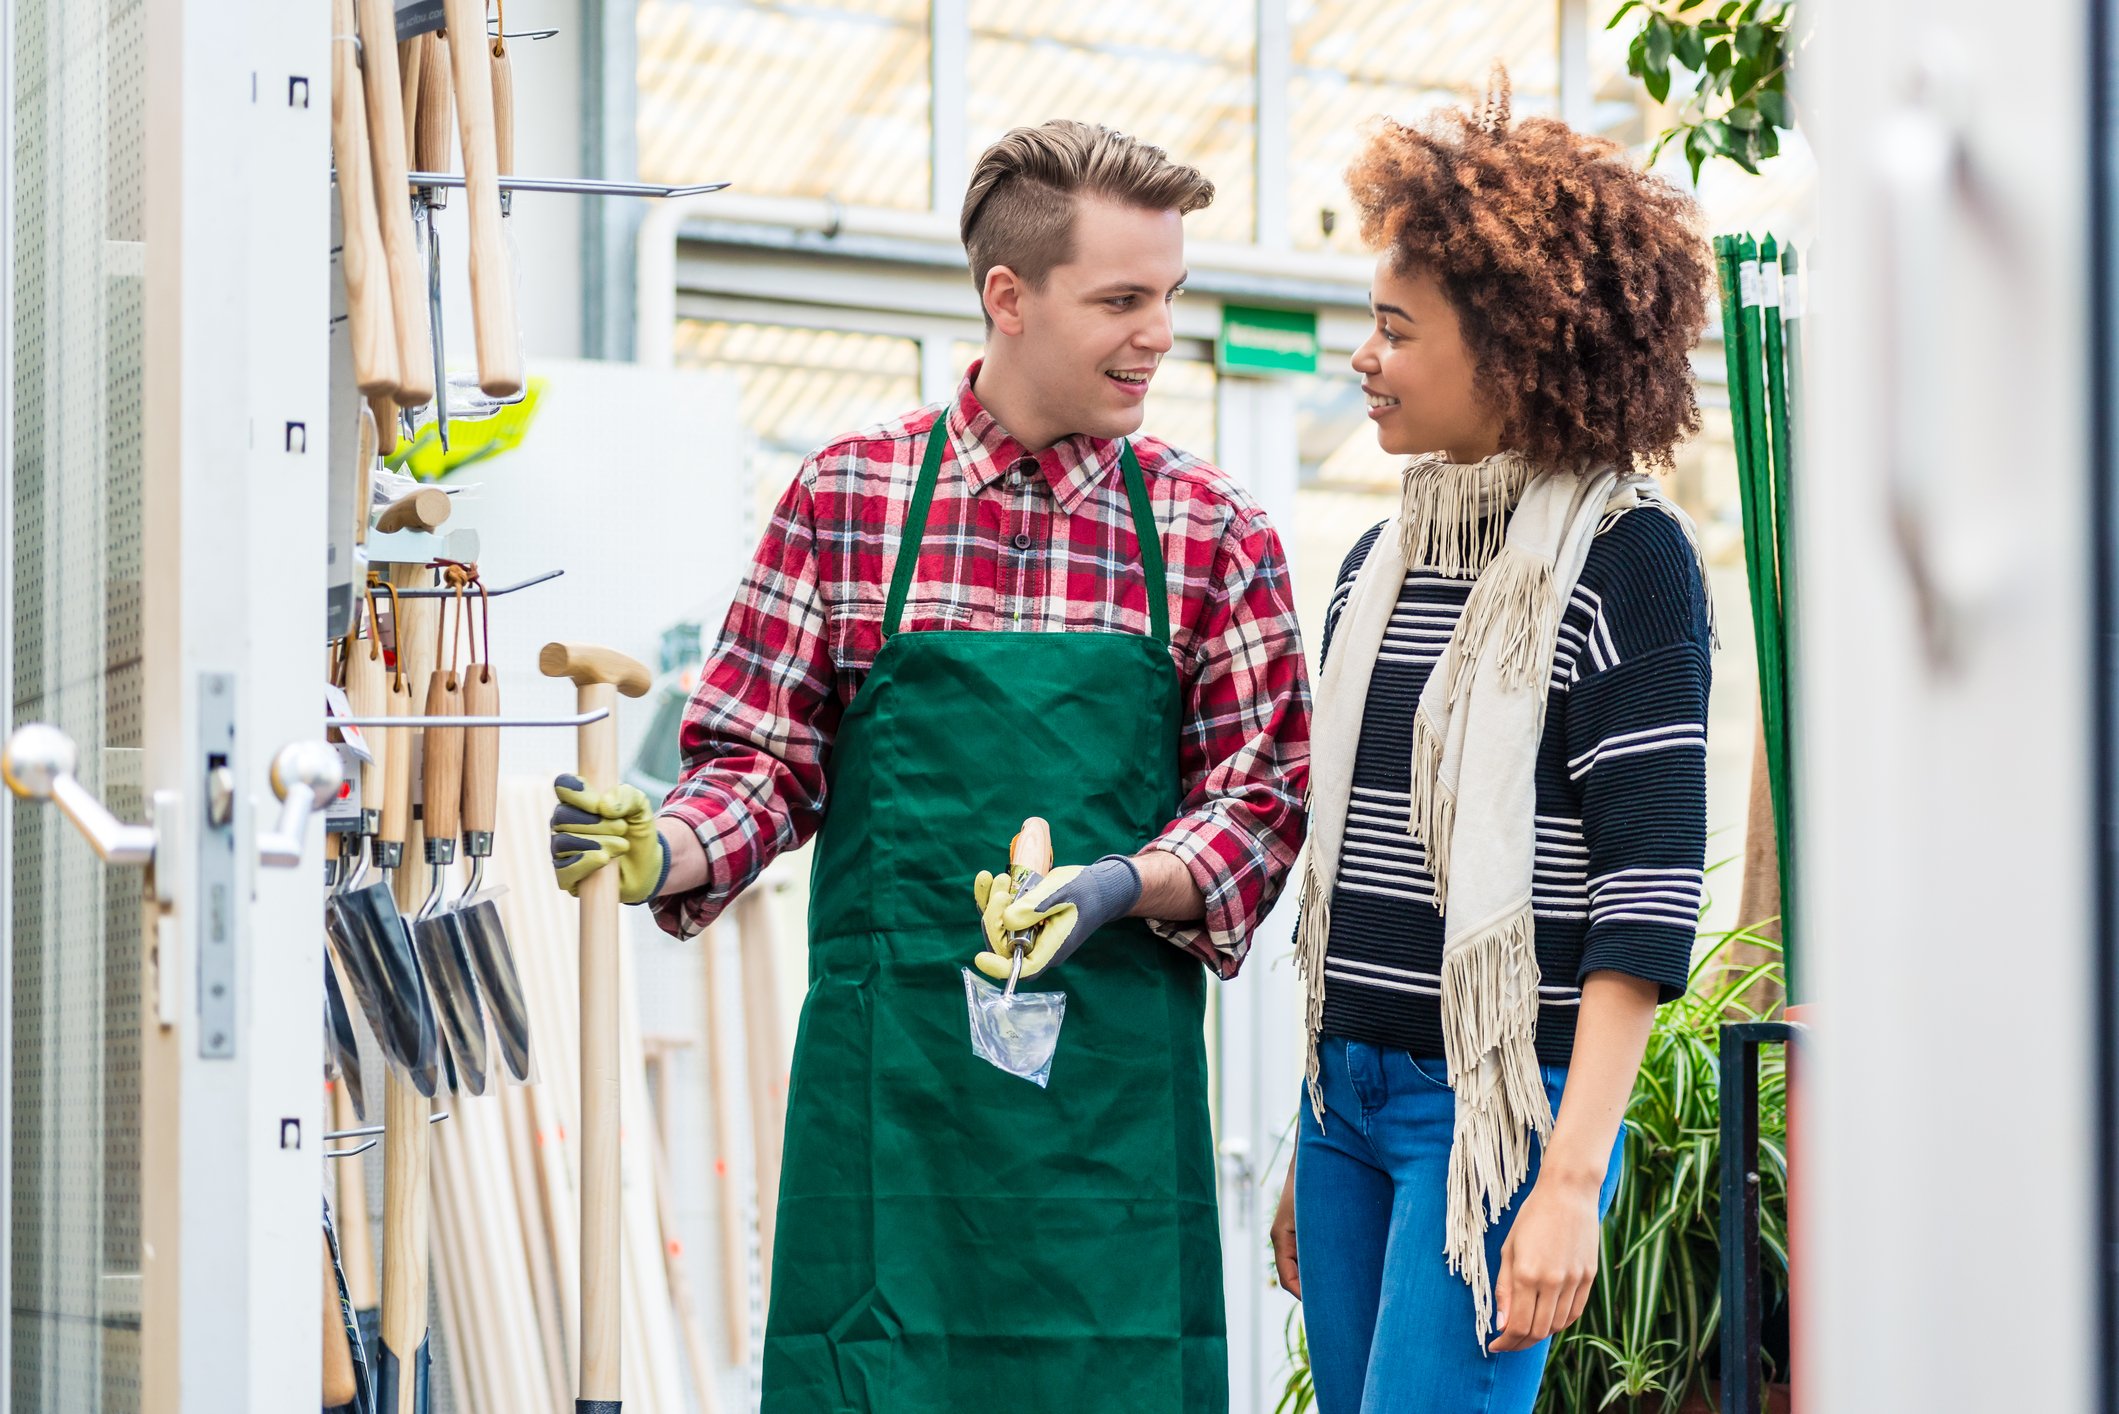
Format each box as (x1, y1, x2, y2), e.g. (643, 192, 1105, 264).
(760, 421, 1228, 1412)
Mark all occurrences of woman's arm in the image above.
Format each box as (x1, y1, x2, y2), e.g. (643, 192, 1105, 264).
(1485, 969, 1656, 1353)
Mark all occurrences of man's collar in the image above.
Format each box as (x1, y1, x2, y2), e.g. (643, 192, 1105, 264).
(945, 360, 1124, 514)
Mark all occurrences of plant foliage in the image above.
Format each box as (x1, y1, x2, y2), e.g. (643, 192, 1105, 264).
(1611, 0, 1798, 182)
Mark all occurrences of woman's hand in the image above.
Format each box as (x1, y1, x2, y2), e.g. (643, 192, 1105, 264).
(1269, 1160, 1301, 1299)
(1487, 1171, 1601, 1352)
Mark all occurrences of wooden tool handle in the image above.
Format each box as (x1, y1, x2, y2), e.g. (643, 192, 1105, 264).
(355, 404, 378, 547)
(396, 37, 423, 170)
(353, 0, 434, 408)
(324, 1233, 358, 1406)
(378, 1073, 432, 1413)
(461, 665, 499, 838)
(368, 391, 400, 461)
(331, 0, 401, 397)
(1010, 817, 1054, 875)
(413, 33, 451, 178)
(441, 0, 523, 399)
(379, 655, 414, 849)
(537, 642, 653, 697)
(420, 668, 465, 843)
(330, 1077, 379, 1311)
(345, 615, 389, 817)
(375, 486, 450, 533)
(491, 45, 514, 179)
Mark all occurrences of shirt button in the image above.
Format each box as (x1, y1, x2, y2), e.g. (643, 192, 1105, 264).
(1013, 456, 1038, 475)
(1011, 532, 1032, 551)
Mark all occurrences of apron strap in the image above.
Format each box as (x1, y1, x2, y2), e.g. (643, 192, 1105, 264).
(885, 418, 1170, 646)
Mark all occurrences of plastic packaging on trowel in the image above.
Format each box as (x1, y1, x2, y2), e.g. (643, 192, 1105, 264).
(962, 816, 1067, 1087)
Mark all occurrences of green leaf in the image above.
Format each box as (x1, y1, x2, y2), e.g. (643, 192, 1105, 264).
(1673, 24, 1707, 69)
(1677, 0, 1709, 9)
(1607, 0, 1644, 28)
(1734, 20, 1768, 59)
(1627, 29, 1647, 78)
(1718, 0, 1741, 17)
(1705, 37, 1733, 74)
(1756, 88, 1793, 127)
(1755, 121, 1781, 158)
(1726, 102, 1763, 129)
(1645, 59, 1672, 103)
(1645, 13, 1675, 74)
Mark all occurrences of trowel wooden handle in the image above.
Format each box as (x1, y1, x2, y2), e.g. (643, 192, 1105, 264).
(491, 45, 515, 179)
(344, 613, 389, 818)
(379, 660, 414, 849)
(352, 0, 434, 409)
(461, 665, 499, 838)
(537, 642, 653, 698)
(421, 669, 465, 844)
(397, 37, 422, 170)
(324, 1234, 358, 1406)
(375, 486, 450, 533)
(412, 33, 452, 179)
(368, 392, 399, 461)
(442, 0, 523, 399)
(330, 0, 400, 397)
(378, 1074, 431, 1414)
(1010, 817, 1053, 875)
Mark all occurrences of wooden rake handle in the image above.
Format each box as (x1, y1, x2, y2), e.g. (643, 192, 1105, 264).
(352, 0, 434, 408)
(442, 0, 523, 398)
(330, 0, 399, 396)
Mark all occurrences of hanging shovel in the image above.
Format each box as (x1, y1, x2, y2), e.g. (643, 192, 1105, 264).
(410, 665, 489, 1096)
(456, 659, 533, 1081)
(962, 817, 1068, 1087)
(324, 950, 368, 1123)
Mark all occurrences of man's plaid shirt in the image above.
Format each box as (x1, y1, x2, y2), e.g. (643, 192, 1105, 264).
(651, 365, 1312, 977)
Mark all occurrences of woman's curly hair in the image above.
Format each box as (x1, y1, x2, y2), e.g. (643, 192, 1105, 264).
(1346, 73, 1711, 470)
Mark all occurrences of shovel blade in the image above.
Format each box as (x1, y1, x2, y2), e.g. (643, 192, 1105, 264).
(339, 879, 440, 1097)
(961, 968, 1066, 1087)
(323, 958, 367, 1122)
(458, 897, 532, 1082)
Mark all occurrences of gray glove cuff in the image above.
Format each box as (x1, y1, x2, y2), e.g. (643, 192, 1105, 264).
(1040, 854, 1143, 964)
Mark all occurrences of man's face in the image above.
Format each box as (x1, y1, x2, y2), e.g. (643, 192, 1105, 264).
(1009, 196, 1187, 442)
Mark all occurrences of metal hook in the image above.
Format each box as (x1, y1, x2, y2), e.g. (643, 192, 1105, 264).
(389, 568, 562, 599)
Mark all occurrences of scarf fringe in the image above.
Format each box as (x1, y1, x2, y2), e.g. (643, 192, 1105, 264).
(1398, 453, 1533, 576)
(1295, 856, 1332, 1128)
(1438, 905, 1555, 1348)
(1451, 544, 1560, 695)
(1407, 708, 1454, 914)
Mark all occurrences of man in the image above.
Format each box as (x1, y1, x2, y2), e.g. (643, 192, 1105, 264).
(550, 120, 1310, 1412)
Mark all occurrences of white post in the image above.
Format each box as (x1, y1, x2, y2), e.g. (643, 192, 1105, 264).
(930, 0, 969, 215)
(1557, 0, 1592, 131)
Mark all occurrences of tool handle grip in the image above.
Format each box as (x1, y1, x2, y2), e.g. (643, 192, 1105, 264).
(368, 392, 400, 461)
(331, 0, 400, 397)
(352, 0, 433, 408)
(442, 0, 523, 398)
(396, 37, 422, 169)
(378, 1074, 432, 1410)
(412, 33, 451, 178)
(420, 669, 465, 844)
(1009, 817, 1053, 876)
(461, 665, 498, 838)
(375, 487, 450, 533)
(538, 642, 652, 697)
(491, 46, 515, 178)
(344, 614, 390, 818)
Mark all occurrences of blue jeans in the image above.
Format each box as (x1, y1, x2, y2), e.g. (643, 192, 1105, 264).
(1295, 1036, 1625, 1414)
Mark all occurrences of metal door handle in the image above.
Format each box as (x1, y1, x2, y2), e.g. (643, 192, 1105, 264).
(3, 723, 158, 864)
(257, 741, 343, 868)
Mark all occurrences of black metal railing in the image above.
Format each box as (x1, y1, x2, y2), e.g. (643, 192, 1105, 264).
(1719, 1019, 1800, 1414)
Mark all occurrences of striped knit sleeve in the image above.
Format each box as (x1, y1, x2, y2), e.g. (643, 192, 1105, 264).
(1563, 508, 1713, 1002)
(1318, 522, 1386, 672)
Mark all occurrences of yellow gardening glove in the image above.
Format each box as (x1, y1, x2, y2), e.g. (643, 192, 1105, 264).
(973, 855, 1143, 982)
(971, 869, 1018, 953)
(550, 774, 670, 905)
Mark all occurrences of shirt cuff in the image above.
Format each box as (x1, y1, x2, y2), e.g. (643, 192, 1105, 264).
(1138, 818, 1260, 980)
(648, 787, 742, 940)
(1575, 923, 1693, 1004)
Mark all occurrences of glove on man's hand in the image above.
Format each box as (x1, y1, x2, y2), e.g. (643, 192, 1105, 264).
(549, 774, 671, 905)
(972, 869, 1019, 953)
(972, 854, 1142, 982)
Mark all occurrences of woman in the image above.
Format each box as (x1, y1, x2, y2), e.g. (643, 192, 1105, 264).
(1269, 77, 1715, 1413)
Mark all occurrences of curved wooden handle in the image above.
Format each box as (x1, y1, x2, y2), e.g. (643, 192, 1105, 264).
(375, 486, 450, 534)
(353, 0, 434, 409)
(442, 0, 522, 399)
(355, 404, 377, 547)
(368, 391, 400, 460)
(344, 618, 389, 820)
(324, 1234, 358, 1406)
(538, 642, 652, 697)
(1010, 817, 1054, 875)
(330, 0, 400, 397)
(491, 46, 515, 179)
(420, 669, 465, 844)
(461, 665, 499, 838)
(396, 37, 422, 170)
(413, 33, 452, 178)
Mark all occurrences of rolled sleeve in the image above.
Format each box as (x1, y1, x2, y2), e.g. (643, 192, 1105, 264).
(650, 467, 840, 939)
(1143, 507, 1311, 977)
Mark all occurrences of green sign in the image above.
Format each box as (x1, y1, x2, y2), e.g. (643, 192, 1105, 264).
(1217, 305, 1319, 375)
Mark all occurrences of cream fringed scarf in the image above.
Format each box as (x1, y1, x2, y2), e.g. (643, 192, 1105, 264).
(1294, 450, 1705, 1347)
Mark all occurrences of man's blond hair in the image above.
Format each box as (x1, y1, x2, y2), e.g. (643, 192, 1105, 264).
(960, 121, 1214, 318)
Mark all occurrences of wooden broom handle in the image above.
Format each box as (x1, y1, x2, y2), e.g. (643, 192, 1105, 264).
(412, 33, 451, 180)
(378, 1073, 432, 1414)
(442, 0, 523, 398)
(330, 1077, 379, 1312)
(330, 0, 399, 396)
(420, 668, 465, 845)
(540, 641, 649, 1404)
(461, 665, 499, 839)
(352, 0, 434, 409)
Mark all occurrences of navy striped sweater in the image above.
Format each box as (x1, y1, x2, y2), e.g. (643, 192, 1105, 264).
(1319, 506, 1712, 1066)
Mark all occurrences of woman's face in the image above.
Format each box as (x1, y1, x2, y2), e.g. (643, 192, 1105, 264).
(1350, 255, 1505, 463)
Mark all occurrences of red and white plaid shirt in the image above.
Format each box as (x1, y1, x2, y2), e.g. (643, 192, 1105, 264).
(652, 363, 1312, 977)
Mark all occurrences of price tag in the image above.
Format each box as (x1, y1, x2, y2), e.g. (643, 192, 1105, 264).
(325, 682, 374, 764)
(1783, 269, 1805, 319)
(395, 0, 445, 41)
(1737, 259, 1763, 307)
(1759, 262, 1783, 308)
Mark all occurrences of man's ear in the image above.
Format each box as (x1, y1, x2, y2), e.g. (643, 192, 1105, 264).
(984, 265, 1029, 338)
